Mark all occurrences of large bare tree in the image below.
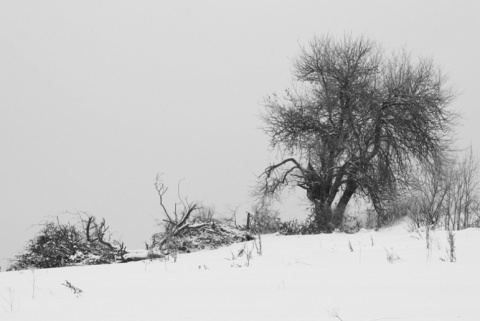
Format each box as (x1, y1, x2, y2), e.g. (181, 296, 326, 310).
(258, 35, 456, 231)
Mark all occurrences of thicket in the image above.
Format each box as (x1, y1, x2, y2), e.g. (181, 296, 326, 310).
(145, 175, 254, 259)
(9, 214, 125, 270)
(397, 147, 480, 230)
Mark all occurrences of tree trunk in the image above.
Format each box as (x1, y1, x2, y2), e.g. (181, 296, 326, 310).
(334, 179, 357, 227)
(307, 177, 357, 232)
(312, 202, 334, 232)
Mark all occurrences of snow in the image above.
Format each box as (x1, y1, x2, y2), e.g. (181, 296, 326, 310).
(1, 219, 479, 321)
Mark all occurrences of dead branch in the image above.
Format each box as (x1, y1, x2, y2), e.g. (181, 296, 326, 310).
(151, 175, 210, 252)
(154, 174, 174, 223)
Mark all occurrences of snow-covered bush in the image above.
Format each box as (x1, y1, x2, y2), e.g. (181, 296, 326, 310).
(9, 216, 124, 270)
(148, 175, 254, 257)
(150, 222, 252, 255)
(279, 218, 317, 235)
(249, 205, 282, 234)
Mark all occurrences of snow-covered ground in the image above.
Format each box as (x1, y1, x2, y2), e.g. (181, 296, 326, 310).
(1, 219, 479, 321)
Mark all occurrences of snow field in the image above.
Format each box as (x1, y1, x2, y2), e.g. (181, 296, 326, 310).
(1, 220, 479, 321)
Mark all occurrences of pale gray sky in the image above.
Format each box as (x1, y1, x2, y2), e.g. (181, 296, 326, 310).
(1, 0, 479, 270)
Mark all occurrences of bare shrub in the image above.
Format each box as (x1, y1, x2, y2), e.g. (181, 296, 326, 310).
(9, 214, 124, 270)
(447, 147, 480, 230)
(148, 175, 252, 258)
(407, 147, 480, 230)
(222, 205, 241, 228)
(279, 218, 317, 235)
(248, 204, 282, 234)
(150, 175, 210, 257)
(227, 243, 255, 268)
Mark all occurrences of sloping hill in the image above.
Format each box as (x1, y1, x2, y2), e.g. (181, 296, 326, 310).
(1, 220, 479, 321)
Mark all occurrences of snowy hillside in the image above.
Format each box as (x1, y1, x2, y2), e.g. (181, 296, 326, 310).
(1, 219, 479, 321)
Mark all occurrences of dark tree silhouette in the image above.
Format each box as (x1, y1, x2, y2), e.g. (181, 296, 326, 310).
(258, 35, 456, 231)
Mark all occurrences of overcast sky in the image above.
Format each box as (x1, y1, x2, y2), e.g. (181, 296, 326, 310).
(1, 0, 479, 270)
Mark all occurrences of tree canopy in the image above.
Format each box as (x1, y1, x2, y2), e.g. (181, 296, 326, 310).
(258, 35, 456, 231)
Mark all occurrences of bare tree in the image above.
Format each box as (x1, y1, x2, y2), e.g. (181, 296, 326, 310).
(258, 34, 456, 231)
(400, 146, 480, 230)
(459, 146, 480, 228)
(408, 160, 452, 228)
(443, 147, 480, 230)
